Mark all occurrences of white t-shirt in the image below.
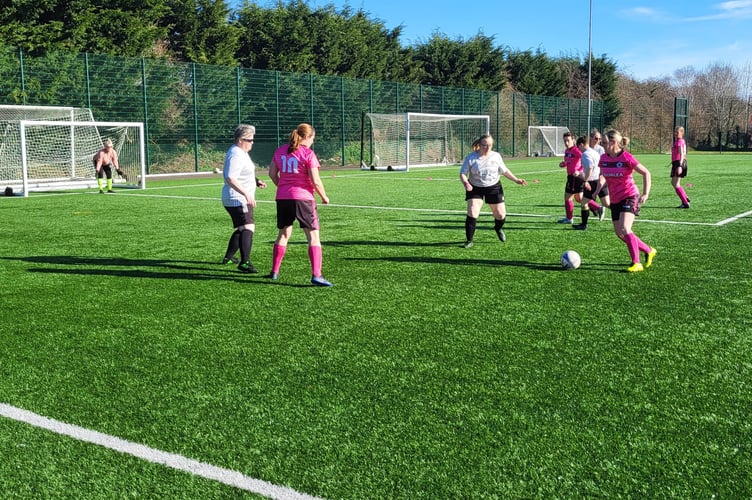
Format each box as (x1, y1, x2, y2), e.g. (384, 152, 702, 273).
(460, 150, 508, 187)
(581, 147, 602, 181)
(221, 144, 256, 207)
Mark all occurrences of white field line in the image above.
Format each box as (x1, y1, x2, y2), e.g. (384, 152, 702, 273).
(25, 183, 746, 227)
(0, 403, 322, 500)
(119, 191, 729, 225)
(716, 209, 752, 226)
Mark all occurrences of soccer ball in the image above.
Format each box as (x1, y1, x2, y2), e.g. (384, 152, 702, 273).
(560, 250, 581, 270)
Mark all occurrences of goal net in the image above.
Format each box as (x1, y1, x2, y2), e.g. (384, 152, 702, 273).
(362, 112, 490, 171)
(527, 126, 570, 157)
(0, 106, 145, 196)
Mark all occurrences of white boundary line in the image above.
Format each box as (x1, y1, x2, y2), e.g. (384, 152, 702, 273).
(120, 191, 740, 226)
(16, 183, 750, 227)
(716, 209, 752, 226)
(0, 403, 322, 500)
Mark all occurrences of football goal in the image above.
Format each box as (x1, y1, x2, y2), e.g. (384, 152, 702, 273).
(0, 105, 145, 196)
(361, 112, 490, 171)
(527, 126, 570, 157)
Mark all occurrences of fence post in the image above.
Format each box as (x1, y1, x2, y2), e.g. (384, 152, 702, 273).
(236, 67, 241, 125)
(340, 76, 345, 166)
(310, 73, 314, 125)
(19, 48, 26, 104)
(192, 62, 199, 172)
(84, 53, 92, 110)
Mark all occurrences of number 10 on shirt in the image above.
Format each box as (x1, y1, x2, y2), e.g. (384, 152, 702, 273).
(277, 155, 299, 174)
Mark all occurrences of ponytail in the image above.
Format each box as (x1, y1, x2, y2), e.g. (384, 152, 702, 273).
(287, 123, 315, 154)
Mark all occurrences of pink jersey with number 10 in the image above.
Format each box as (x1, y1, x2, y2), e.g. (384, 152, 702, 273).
(272, 143, 320, 201)
(598, 150, 640, 203)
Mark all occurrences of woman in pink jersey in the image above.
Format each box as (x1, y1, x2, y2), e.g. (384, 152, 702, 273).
(558, 131, 584, 224)
(671, 126, 690, 208)
(599, 129, 657, 273)
(268, 123, 333, 286)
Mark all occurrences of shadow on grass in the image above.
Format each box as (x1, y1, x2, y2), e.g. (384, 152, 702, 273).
(0, 255, 317, 286)
(345, 255, 626, 272)
(325, 239, 462, 248)
(346, 255, 546, 271)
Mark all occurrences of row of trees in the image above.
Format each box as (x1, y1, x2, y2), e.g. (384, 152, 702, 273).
(0, 1, 617, 111)
(1, 0, 749, 150)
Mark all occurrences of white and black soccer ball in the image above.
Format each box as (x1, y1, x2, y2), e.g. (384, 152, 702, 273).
(560, 250, 581, 270)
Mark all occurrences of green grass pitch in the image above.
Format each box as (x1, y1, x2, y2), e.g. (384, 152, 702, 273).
(1, 153, 751, 498)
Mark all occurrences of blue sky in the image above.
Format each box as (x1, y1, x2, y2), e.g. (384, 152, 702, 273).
(244, 0, 752, 81)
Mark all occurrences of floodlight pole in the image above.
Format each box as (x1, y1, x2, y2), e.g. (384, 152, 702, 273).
(587, 0, 593, 134)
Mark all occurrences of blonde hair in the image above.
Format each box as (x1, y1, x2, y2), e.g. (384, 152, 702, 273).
(605, 129, 630, 148)
(288, 123, 315, 153)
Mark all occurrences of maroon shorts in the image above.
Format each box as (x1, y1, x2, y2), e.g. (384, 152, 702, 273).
(276, 199, 319, 230)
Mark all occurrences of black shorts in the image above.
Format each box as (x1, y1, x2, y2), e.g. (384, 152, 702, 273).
(610, 195, 640, 221)
(276, 199, 319, 230)
(583, 179, 608, 199)
(225, 204, 255, 227)
(96, 163, 113, 179)
(465, 182, 505, 204)
(671, 160, 688, 178)
(565, 174, 585, 195)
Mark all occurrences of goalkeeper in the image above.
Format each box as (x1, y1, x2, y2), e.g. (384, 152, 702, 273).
(92, 138, 126, 193)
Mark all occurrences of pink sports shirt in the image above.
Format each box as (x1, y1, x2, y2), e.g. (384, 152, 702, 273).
(272, 143, 321, 201)
(672, 137, 686, 162)
(598, 150, 640, 203)
(563, 145, 582, 175)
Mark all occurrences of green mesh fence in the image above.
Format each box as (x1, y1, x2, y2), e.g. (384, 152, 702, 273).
(1, 46, 609, 173)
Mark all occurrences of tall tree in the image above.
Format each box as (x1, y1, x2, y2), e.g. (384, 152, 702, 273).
(413, 33, 506, 91)
(164, 0, 240, 66)
(506, 49, 565, 96)
(233, 0, 419, 81)
(0, 0, 170, 57)
(589, 55, 620, 126)
(694, 62, 744, 148)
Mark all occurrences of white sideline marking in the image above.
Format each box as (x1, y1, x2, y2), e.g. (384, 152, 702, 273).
(0, 403, 322, 500)
(25, 184, 747, 227)
(716, 209, 752, 226)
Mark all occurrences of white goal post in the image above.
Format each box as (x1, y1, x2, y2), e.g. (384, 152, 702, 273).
(527, 126, 570, 157)
(7, 120, 146, 197)
(362, 112, 491, 171)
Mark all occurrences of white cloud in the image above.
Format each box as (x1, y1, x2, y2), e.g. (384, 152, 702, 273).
(620, 6, 669, 21)
(685, 0, 752, 21)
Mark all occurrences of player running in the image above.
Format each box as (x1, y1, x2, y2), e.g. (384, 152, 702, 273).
(459, 134, 527, 247)
(599, 129, 657, 272)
